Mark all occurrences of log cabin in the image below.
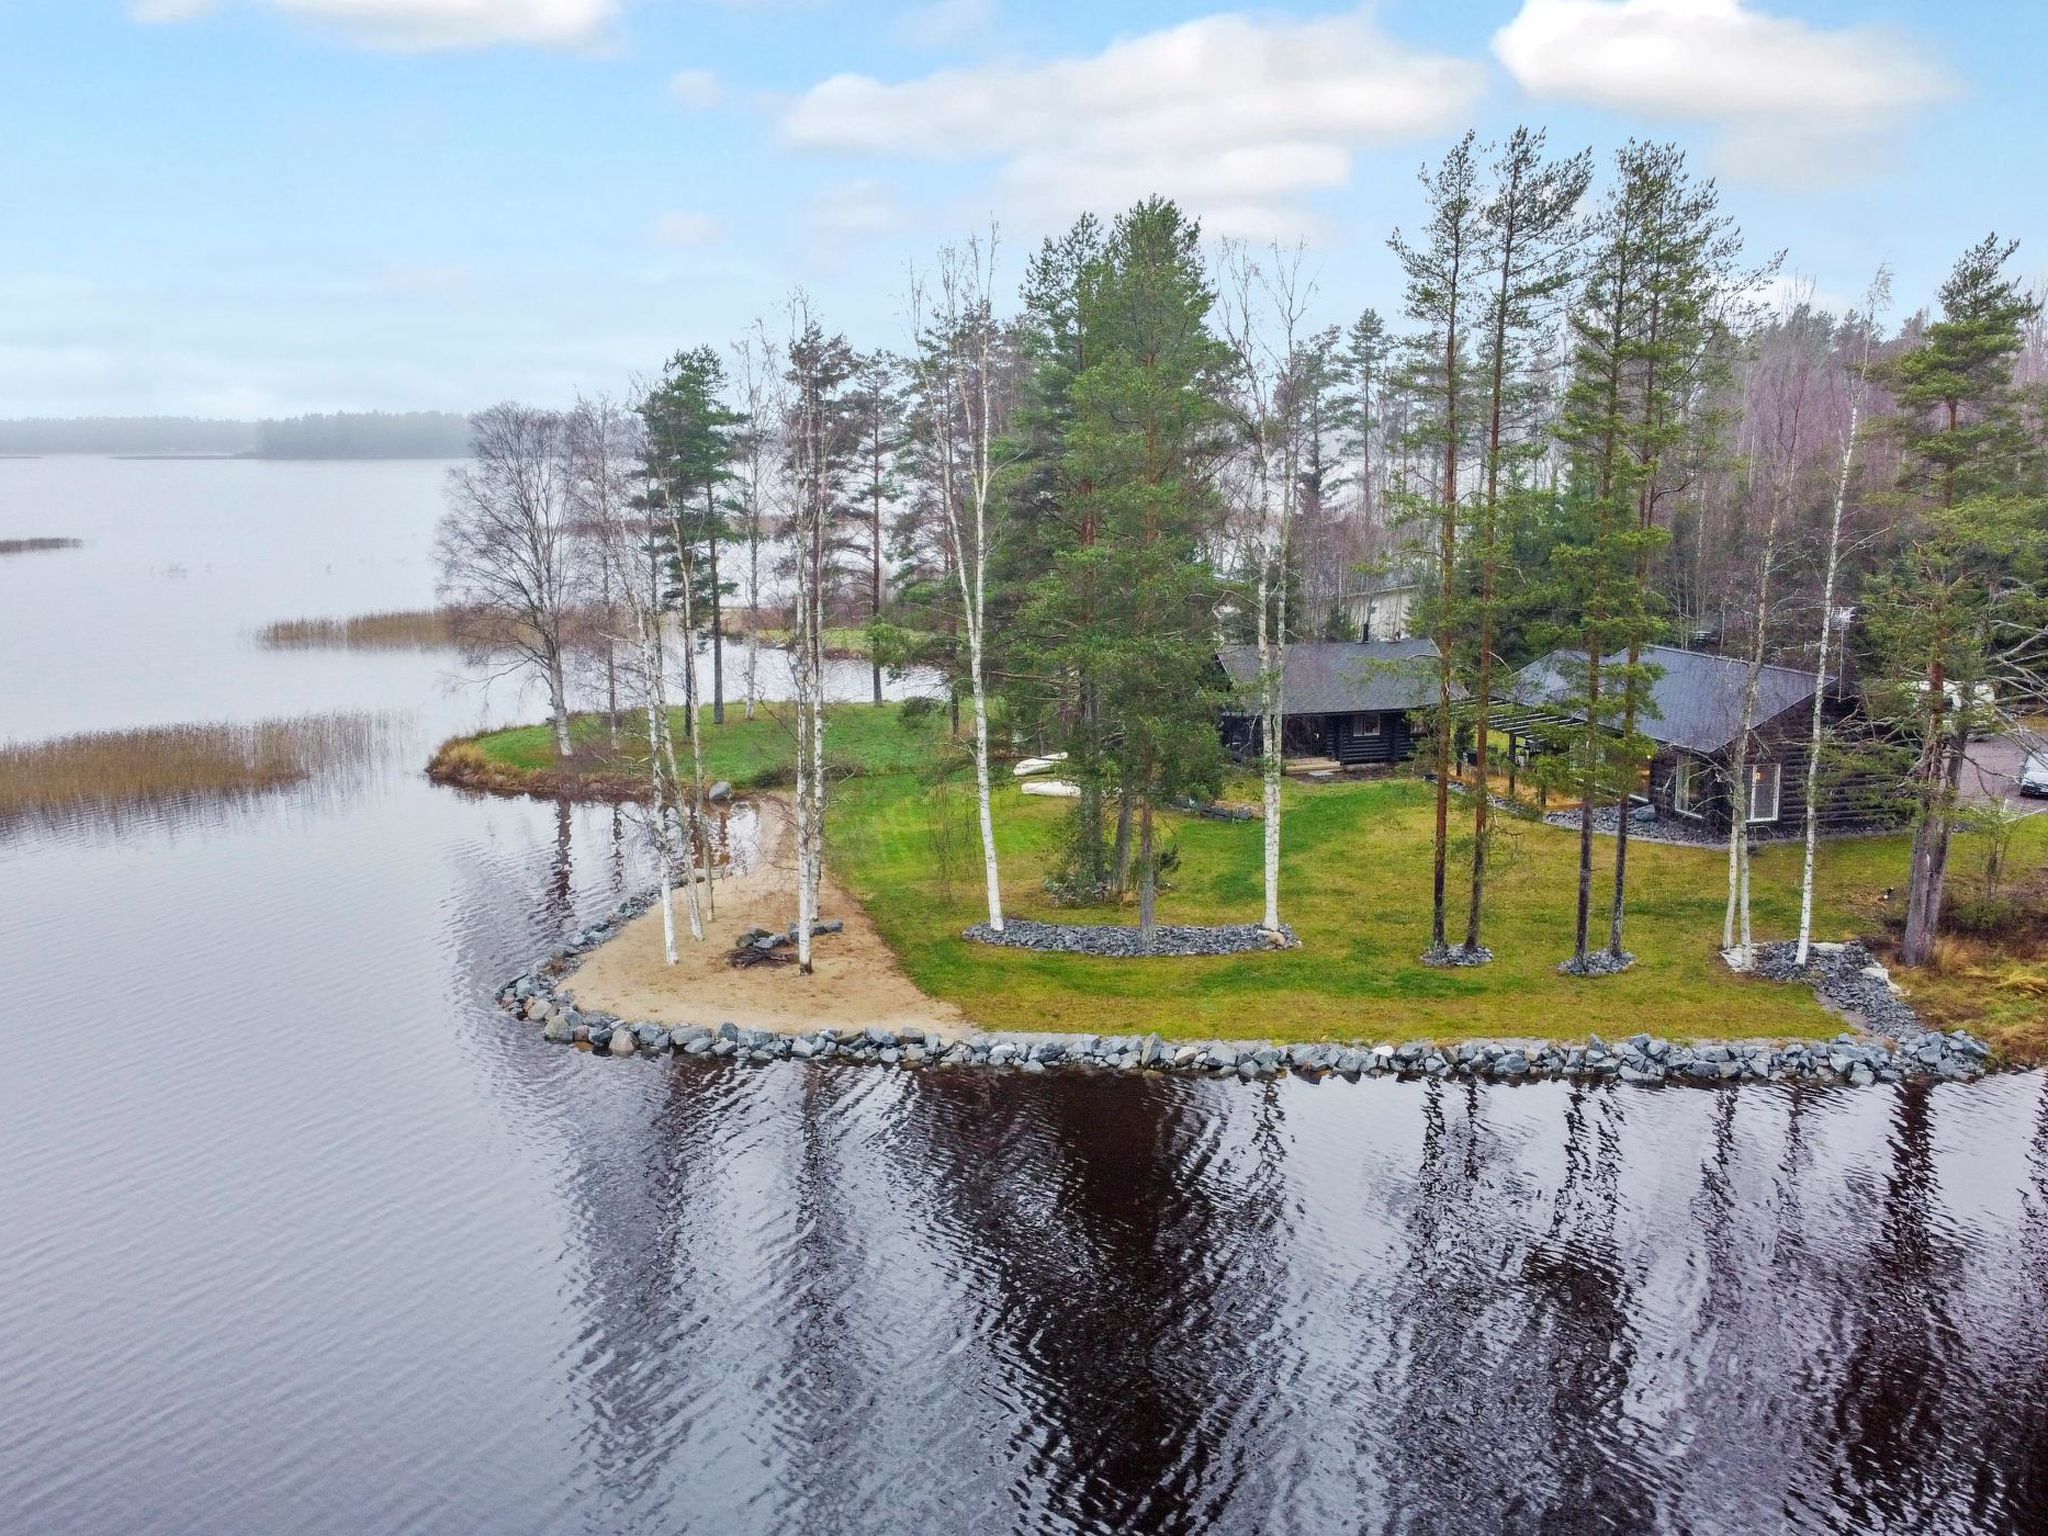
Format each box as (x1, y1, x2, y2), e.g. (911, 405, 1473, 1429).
(1504, 644, 1892, 836)
(1217, 637, 1449, 768)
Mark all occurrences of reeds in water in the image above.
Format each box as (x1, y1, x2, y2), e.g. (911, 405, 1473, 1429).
(0, 537, 83, 557)
(257, 608, 459, 650)
(0, 713, 394, 831)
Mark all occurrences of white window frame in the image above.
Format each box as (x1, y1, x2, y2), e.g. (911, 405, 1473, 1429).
(1351, 712, 1382, 737)
(1671, 756, 1702, 819)
(1747, 761, 1782, 824)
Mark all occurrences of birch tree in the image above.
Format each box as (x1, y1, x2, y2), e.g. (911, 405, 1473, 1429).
(783, 298, 856, 972)
(728, 324, 778, 722)
(1220, 241, 1313, 937)
(909, 231, 1011, 933)
(436, 403, 584, 756)
(567, 394, 703, 954)
(1724, 297, 1821, 962)
(1795, 266, 1890, 965)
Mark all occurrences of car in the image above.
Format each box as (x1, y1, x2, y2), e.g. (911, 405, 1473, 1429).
(2022, 752, 2048, 799)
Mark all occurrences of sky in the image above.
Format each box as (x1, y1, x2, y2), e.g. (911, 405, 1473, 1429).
(1, 0, 2040, 418)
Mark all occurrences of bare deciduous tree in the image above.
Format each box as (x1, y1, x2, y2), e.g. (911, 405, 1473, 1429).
(567, 393, 704, 954)
(909, 229, 1011, 934)
(784, 295, 856, 973)
(1220, 239, 1313, 937)
(1795, 266, 1890, 965)
(436, 403, 584, 756)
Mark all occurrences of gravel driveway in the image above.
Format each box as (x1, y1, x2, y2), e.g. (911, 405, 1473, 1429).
(1964, 735, 2042, 807)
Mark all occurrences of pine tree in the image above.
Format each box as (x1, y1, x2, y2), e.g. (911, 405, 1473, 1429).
(1338, 309, 1391, 549)
(1867, 235, 2045, 967)
(846, 350, 908, 705)
(641, 346, 742, 728)
(1603, 142, 1742, 964)
(1390, 130, 1482, 961)
(1463, 128, 1591, 959)
(1020, 198, 1233, 938)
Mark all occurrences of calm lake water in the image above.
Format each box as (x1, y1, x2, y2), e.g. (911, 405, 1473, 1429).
(4, 458, 2048, 1535)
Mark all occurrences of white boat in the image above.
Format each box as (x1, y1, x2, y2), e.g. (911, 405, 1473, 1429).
(1020, 779, 1081, 799)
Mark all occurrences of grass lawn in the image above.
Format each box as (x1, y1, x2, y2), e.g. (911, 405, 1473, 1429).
(455, 702, 2048, 1050)
(465, 700, 950, 788)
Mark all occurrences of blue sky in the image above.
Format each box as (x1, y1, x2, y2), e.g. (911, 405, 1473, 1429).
(1, 0, 2039, 416)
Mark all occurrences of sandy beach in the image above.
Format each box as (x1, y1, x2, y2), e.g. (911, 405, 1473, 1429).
(563, 795, 966, 1038)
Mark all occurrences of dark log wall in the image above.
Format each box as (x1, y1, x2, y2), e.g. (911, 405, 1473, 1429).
(1646, 700, 1899, 835)
(1222, 711, 1420, 766)
(1331, 712, 1416, 766)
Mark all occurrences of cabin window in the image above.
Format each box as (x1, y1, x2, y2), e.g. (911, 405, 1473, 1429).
(1351, 713, 1382, 737)
(1747, 761, 1782, 824)
(1672, 757, 1702, 818)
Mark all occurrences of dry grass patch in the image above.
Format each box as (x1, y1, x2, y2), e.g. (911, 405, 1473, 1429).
(257, 608, 458, 650)
(0, 537, 83, 557)
(0, 714, 393, 831)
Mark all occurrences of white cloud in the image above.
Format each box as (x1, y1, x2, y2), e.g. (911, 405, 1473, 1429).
(1494, 0, 1956, 188)
(651, 211, 723, 246)
(894, 0, 996, 51)
(131, 0, 619, 51)
(782, 8, 1483, 238)
(667, 68, 726, 109)
(131, 0, 217, 19)
(808, 179, 900, 239)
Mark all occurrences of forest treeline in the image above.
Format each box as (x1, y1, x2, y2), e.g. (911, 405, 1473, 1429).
(435, 128, 2048, 980)
(0, 410, 470, 458)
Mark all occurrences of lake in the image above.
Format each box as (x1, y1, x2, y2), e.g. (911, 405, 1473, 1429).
(3, 458, 2047, 1534)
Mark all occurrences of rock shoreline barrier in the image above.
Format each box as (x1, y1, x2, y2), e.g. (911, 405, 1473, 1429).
(496, 887, 1994, 1088)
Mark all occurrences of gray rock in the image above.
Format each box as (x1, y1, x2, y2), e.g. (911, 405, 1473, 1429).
(609, 1029, 637, 1057)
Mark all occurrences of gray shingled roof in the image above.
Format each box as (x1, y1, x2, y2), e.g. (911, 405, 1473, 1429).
(1511, 644, 1826, 754)
(1217, 637, 1447, 715)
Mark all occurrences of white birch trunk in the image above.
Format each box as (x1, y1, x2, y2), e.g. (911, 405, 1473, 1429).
(655, 638, 705, 945)
(548, 654, 572, 756)
(1795, 295, 1880, 965)
(928, 244, 1007, 933)
(674, 537, 717, 920)
(1245, 468, 1277, 933)
(1725, 479, 1785, 964)
(745, 530, 761, 721)
(646, 684, 680, 966)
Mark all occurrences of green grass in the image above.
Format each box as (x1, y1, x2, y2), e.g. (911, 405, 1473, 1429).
(741, 626, 887, 657)
(474, 700, 948, 787)
(458, 706, 2048, 1049)
(833, 773, 2048, 1046)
